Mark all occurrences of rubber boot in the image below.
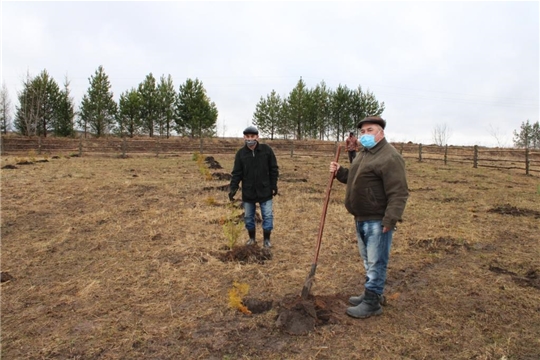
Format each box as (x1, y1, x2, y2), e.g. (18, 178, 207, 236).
(263, 230, 272, 248)
(246, 229, 256, 245)
(346, 289, 383, 319)
(349, 293, 387, 306)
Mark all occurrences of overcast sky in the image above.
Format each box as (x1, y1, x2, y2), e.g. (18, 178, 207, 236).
(2, 1, 539, 146)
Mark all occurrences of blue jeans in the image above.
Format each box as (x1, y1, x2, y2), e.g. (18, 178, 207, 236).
(243, 200, 273, 231)
(355, 220, 393, 295)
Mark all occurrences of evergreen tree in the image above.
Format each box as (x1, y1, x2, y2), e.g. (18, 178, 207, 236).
(513, 120, 540, 149)
(285, 77, 308, 140)
(311, 81, 332, 140)
(53, 77, 76, 137)
(175, 78, 218, 138)
(79, 65, 118, 137)
(117, 88, 142, 137)
(0, 82, 12, 134)
(330, 84, 353, 142)
(350, 86, 385, 131)
(14, 70, 60, 137)
(253, 90, 283, 140)
(157, 74, 176, 138)
(138, 73, 159, 137)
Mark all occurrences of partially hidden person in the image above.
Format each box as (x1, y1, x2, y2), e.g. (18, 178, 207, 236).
(229, 126, 279, 248)
(345, 131, 359, 163)
(330, 116, 409, 318)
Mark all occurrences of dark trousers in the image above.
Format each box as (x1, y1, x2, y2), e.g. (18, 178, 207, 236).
(348, 150, 356, 163)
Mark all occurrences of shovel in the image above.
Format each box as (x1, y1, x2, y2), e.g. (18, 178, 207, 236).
(301, 144, 342, 299)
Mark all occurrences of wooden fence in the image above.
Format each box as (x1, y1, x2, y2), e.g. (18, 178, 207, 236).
(1, 136, 539, 176)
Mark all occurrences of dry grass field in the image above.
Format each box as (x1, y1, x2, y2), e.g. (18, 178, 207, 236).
(1, 147, 539, 359)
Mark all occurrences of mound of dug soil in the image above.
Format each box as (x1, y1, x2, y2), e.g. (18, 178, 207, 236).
(275, 293, 345, 335)
(218, 245, 272, 264)
(488, 204, 540, 218)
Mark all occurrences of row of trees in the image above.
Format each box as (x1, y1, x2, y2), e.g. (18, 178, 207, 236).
(513, 120, 540, 149)
(4, 66, 218, 138)
(1, 68, 538, 147)
(253, 78, 384, 141)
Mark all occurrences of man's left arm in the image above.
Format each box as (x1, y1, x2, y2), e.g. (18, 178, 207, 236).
(268, 147, 279, 195)
(381, 154, 409, 231)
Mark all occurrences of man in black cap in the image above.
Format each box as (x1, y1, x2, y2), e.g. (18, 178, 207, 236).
(229, 126, 279, 248)
(329, 115, 409, 319)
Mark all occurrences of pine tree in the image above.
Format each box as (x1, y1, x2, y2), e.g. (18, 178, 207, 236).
(253, 90, 283, 140)
(175, 78, 218, 138)
(513, 120, 540, 149)
(117, 88, 142, 137)
(138, 73, 159, 137)
(311, 81, 331, 140)
(285, 77, 308, 140)
(157, 75, 176, 138)
(330, 84, 353, 142)
(53, 77, 75, 137)
(0, 82, 12, 134)
(14, 70, 60, 137)
(350, 86, 385, 131)
(79, 65, 118, 137)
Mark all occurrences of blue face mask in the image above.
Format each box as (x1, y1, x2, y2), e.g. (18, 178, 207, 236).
(359, 134, 377, 149)
(245, 140, 257, 147)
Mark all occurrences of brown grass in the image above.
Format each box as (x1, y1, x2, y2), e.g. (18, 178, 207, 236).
(1, 150, 539, 359)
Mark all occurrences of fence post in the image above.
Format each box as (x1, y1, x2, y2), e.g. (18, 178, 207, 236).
(418, 143, 422, 162)
(444, 145, 448, 165)
(199, 137, 203, 155)
(400, 143, 404, 155)
(155, 138, 160, 157)
(122, 136, 127, 158)
(38, 136, 42, 155)
(78, 137, 83, 157)
(525, 147, 530, 175)
(473, 145, 478, 168)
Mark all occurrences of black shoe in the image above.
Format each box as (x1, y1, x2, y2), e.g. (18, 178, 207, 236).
(263, 239, 272, 248)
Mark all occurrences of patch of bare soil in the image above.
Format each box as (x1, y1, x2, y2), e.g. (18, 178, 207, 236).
(488, 204, 540, 218)
(275, 293, 347, 335)
(203, 184, 230, 191)
(489, 265, 540, 290)
(1, 271, 14, 282)
(243, 298, 273, 314)
(279, 173, 308, 183)
(211, 172, 232, 180)
(218, 245, 272, 264)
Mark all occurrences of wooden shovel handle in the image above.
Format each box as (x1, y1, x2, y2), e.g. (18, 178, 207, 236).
(311, 144, 342, 264)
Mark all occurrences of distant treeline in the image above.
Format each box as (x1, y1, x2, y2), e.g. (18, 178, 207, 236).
(1, 66, 387, 143)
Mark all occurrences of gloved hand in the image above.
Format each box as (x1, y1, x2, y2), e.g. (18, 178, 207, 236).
(272, 187, 278, 196)
(228, 189, 237, 201)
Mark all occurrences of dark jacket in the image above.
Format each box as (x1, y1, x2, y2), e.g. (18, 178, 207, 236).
(335, 138, 409, 229)
(230, 142, 279, 203)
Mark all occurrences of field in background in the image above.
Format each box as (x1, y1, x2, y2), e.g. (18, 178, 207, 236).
(1, 150, 539, 359)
